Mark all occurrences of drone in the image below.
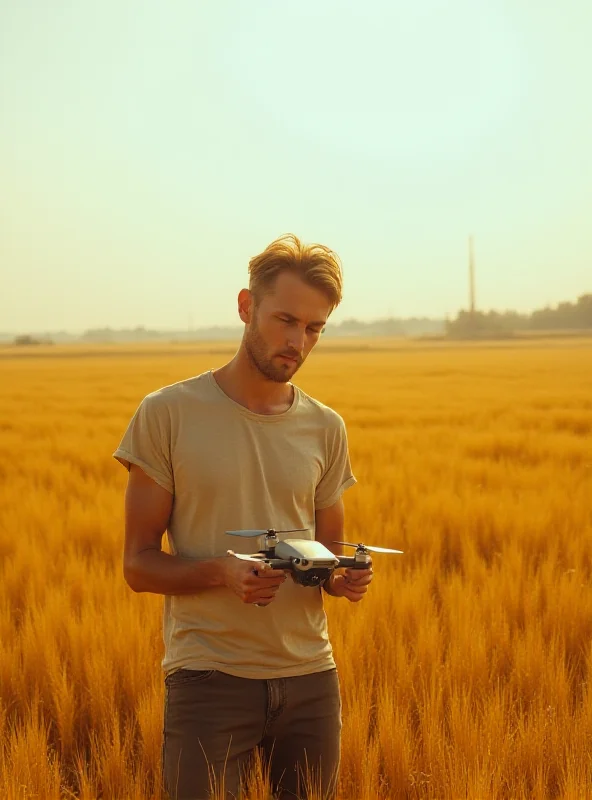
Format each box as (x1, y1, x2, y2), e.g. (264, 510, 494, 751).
(225, 528, 403, 587)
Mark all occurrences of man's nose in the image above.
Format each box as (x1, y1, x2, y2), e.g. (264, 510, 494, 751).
(287, 325, 306, 353)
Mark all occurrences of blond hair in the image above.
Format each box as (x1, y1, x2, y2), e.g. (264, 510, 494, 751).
(248, 233, 343, 310)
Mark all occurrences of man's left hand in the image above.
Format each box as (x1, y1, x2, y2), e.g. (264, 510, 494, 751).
(325, 567, 373, 602)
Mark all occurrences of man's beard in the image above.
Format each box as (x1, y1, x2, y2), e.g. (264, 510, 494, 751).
(244, 318, 302, 383)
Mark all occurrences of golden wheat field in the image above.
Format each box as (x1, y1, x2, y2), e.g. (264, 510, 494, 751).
(1, 338, 592, 800)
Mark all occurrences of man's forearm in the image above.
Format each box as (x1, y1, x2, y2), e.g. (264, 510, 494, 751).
(124, 548, 227, 595)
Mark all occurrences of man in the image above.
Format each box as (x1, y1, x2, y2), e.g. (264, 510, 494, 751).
(113, 233, 373, 800)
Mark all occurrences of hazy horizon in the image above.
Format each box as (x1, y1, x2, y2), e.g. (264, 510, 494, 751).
(2, 1, 591, 333)
(1, 287, 589, 338)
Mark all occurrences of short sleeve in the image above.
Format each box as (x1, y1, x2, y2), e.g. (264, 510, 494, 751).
(113, 393, 174, 494)
(314, 415, 357, 510)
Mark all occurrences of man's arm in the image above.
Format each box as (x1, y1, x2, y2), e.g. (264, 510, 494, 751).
(122, 464, 286, 605)
(315, 497, 373, 602)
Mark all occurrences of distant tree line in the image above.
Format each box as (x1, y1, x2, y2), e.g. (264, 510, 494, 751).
(328, 317, 444, 337)
(12, 334, 54, 346)
(7, 318, 445, 345)
(7, 294, 591, 345)
(446, 294, 592, 338)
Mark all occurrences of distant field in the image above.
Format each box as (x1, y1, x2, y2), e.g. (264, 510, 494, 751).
(1, 339, 591, 799)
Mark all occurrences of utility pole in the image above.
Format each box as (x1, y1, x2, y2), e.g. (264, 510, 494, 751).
(469, 235, 476, 313)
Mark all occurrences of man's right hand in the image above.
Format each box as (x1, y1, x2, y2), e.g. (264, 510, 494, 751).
(223, 551, 287, 606)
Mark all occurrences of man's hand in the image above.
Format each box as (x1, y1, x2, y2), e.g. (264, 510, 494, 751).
(223, 551, 287, 607)
(324, 567, 373, 602)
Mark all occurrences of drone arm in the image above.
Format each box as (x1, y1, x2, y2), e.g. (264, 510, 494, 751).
(268, 559, 292, 571)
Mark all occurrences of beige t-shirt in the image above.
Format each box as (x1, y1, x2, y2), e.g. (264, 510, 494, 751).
(113, 369, 356, 679)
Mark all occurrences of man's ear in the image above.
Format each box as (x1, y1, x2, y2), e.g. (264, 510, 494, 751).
(238, 288, 253, 324)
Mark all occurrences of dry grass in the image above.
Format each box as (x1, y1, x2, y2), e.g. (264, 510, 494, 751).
(1, 339, 591, 799)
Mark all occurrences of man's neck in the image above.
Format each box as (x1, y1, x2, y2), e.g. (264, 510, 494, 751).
(212, 350, 294, 415)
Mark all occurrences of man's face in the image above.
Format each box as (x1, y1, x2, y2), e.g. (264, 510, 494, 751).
(242, 271, 331, 383)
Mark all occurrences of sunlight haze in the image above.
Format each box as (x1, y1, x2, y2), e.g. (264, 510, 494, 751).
(1, 0, 590, 333)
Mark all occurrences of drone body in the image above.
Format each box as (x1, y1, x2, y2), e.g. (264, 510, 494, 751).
(225, 528, 402, 587)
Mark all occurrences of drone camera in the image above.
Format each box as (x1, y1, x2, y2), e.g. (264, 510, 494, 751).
(293, 568, 333, 587)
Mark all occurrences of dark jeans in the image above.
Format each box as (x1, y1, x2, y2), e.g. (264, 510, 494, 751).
(162, 667, 341, 800)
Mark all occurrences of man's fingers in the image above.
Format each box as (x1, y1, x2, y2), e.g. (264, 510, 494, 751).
(251, 570, 286, 584)
(341, 575, 369, 601)
(248, 590, 278, 605)
(345, 567, 373, 577)
(345, 583, 368, 594)
(251, 578, 283, 590)
(251, 563, 287, 577)
(241, 588, 278, 604)
(243, 578, 285, 604)
(345, 569, 373, 586)
(260, 568, 288, 579)
(347, 578, 372, 589)
(343, 586, 368, 602)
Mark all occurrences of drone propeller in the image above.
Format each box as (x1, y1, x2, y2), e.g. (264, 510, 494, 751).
(226, 528, 309, 538)
(275, 528, 309, 533)
(333, 541, 404, 554)
(227, 551, 267, 563)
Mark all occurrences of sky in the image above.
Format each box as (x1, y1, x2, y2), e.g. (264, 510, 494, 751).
(1, 0, 591, 333)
